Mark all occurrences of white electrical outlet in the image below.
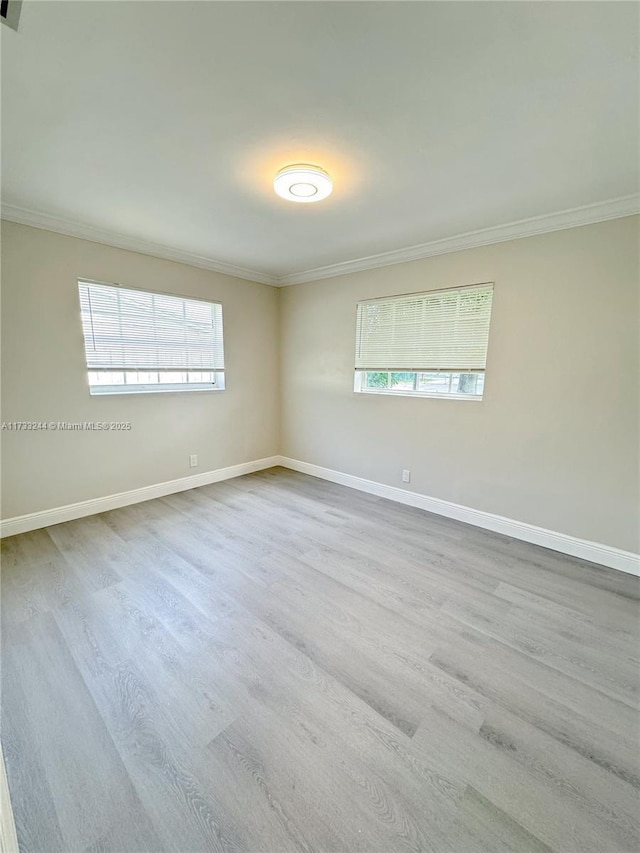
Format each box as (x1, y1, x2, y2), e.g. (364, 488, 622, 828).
(189, 454, 198, 468)
(402, 469, 411, 483)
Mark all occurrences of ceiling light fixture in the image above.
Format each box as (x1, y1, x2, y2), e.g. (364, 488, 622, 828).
(274, 164, 333, 203)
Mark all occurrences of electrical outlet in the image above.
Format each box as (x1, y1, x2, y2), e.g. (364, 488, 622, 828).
(189, 454, 198, 468)
(402, 469, 411, 483)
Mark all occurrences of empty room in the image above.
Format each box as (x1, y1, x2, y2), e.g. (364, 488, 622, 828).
(1, 2, 638, 852)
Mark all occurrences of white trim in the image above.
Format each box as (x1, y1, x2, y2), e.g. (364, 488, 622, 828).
(277, 195, 640, 286)
(353, 370, 483, 401)
(2, 196, 638, 288)
(0, 204, 279, 286)
(2, 453, 637, 576)
(277, 456, 640, 577)
(0, 747, 18, 853)
(0, 456, 280, 538)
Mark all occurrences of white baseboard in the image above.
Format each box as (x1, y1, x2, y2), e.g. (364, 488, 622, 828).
(0, 456, 280, 538)
(2, 453, 638, 577)
(0, 746, 18, 853)
(277, 456, 640, 577)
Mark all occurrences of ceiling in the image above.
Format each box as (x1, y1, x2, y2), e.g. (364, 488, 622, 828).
(2, 1, 638, 285)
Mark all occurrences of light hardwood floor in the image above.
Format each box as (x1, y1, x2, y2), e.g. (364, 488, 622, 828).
(1, 467, 639, 852)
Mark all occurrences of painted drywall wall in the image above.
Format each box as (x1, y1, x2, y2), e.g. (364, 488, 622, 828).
(0, 221, 279, 518)
(280, 216, 639, 553)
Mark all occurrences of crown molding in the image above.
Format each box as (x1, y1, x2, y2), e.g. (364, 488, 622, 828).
(2, 195, 638, 288)
(0, 203, 279, 286)
(277, 194, 640, 286)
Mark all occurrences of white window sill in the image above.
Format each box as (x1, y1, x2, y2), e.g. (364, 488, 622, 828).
(89, 385, 224, 396)
(354, 389, 483, 401)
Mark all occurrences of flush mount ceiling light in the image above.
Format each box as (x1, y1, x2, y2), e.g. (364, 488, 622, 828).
(273, 164, 333, 203)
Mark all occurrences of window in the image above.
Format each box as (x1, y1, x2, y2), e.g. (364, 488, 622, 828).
(1, 0, 22, 31)
(354, 282, 493, 400)
(78, 280, 225, 395)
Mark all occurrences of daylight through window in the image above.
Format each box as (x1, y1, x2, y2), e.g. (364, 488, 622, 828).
(354, 283, 494, 399)
(78, 280, 225, 395)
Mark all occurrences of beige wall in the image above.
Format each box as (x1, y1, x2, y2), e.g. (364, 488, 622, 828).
(280, 217, 639, 553)
(1, 221, 280, 518)
(2, 217, 638, 553)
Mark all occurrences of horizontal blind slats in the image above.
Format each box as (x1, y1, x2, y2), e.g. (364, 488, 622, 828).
(355, 283, 493, 372)
(78, 281, 225, 371)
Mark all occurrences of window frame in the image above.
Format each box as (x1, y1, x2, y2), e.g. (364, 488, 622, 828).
(77, 278, 226, 396)
(353, 282, 493, 401)
(87, 371, 226, 396)
(353, 370, 485, 401)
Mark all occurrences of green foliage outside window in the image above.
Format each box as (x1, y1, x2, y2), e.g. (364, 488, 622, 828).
(365, 372, 389, 388)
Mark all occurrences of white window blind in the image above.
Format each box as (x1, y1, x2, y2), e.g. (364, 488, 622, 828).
(355, 283, 494, 372)
(78, 280, 225, 372)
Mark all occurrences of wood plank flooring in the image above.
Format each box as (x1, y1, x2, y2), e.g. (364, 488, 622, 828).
(2, 467, 639, 852)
